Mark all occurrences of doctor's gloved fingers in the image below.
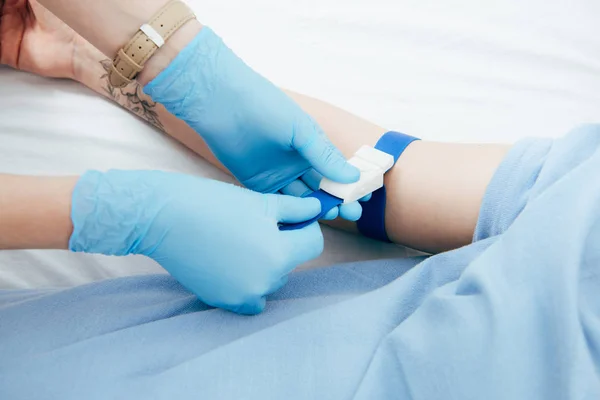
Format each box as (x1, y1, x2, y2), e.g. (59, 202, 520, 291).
(339, 201, 363, 222)
(321, 206, 340, 221)
(280, 180, 312, 198)
(300, 169, 323, 191)
(231, 296, 267, 316)
(272, 194, 321, 223)
(266, 275, 289, 296)
(299, 171, 372, 202)
(280, 223, 324, 271)
(280, 175, 338, 219)
(293, 116, 359, 185)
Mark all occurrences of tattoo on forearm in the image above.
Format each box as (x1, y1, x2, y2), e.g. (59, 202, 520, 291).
(100, 59, 164, 130)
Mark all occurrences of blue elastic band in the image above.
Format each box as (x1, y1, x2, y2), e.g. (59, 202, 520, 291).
(279, 131, 419, 234)
(279, 191, 343, 231)
(356, 131, 419, 242)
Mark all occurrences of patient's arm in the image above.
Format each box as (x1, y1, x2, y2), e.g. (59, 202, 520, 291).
(293, 96, 510, 253)
(74, 43, 224, 169)
(74, 43, 509, 254)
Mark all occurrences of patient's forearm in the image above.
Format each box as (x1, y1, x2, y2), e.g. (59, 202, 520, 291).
(287, 94, 510, 253)
(375, 141, 509, 253)
(0, 175, 76, 250)
(74, 41, 222, 169)
(75, 38, 509, 254)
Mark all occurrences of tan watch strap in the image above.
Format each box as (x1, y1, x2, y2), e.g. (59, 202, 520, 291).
(109, 0, 196, 88)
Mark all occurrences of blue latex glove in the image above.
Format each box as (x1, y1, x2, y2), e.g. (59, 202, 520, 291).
(69, 170, 324, 315)
(280, 170, 372, 221)
(143, 27, 363, 221)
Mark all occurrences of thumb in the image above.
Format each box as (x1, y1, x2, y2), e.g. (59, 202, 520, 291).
(293, 116, 359, 184)
(273, 194, 321, 223)
(279, 223, 324, 272)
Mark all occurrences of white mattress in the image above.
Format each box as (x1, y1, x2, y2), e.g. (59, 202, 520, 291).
(1, 0, 599, 289)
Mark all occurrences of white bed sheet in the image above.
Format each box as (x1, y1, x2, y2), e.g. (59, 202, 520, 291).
(1, 0, 599, 289)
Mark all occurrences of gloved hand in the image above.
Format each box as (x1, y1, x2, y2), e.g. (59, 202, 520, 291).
(281, 170, 372, 221)
(143, 26, 364, 221)
(69, 170, 324, 315)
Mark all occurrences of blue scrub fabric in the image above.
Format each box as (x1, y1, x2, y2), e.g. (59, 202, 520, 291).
(1, 125, 600, 399)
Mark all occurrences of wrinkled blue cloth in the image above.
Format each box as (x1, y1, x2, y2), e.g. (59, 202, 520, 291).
(2, 125, 600, 399)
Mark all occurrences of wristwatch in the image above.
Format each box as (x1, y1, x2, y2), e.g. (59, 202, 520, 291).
(108, 0, 196, 88)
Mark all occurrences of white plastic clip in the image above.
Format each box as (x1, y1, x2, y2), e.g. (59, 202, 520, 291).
(319, 146, 394, 203)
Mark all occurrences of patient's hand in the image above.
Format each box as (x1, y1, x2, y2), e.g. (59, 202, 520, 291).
(0, 0, 86, 79)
